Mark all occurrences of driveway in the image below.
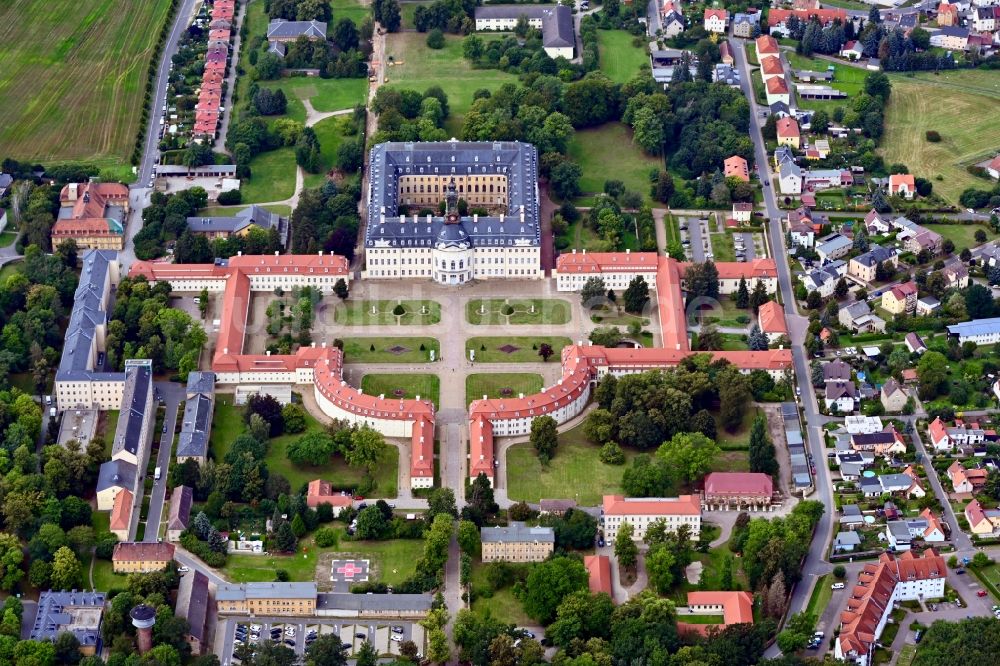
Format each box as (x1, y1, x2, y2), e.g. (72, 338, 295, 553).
(142, 381, 185, 541)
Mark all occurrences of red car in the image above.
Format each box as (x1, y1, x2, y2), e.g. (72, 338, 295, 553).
(977, 590, 988, 597)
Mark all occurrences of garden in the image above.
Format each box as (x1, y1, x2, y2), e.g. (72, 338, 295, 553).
(342, 337, 440, 363)
(465, 337, 573, 363)
(335, 299, 442, 325)
(466, 373, 545, 407)
(361, 373, 440, 409)
(465, 298, 572, 325)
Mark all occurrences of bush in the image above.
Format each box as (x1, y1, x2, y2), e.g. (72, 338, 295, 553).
(500, 304, 515, 316)
(426, 29, 445, 49)
(314, 527, 339, 548)
(599, 442, 626, 465)
(217, 189, 242, 205)
(392, 303, 406, 316)
(833, 564, 846, 579)
(925, 130, 941, 142)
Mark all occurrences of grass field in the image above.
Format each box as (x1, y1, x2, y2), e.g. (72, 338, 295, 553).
(304, 115, 351, 188)
(923, 223, 996, 251)
(882, 77, 1000, 206)
(210, 399, 399, 495)
(805, 574, 833, 620)
(465, 299, 572, 325)
(0, 261, 23, 285)
(0, 0, 172, 164)
(710, 233, 736, 262)
(330, 0, 371, 25)
(241, 147, 297, 203)
(261, 77, 368, 113)
(785, 52, 866, 101)
(466, 336, 573, 363)
(568, 123, 662, 202)
(361, 373, 440, 409)
(466, 373, 544, 407)
(383, 32, 518, 133)
(335, 300, 442, 325)
(223, 533, 423, 585)
(507, 423, 636, 504)
(597, 30, 649, 84)
(342, 337, 439, 363)
(470, 561, 534, 626)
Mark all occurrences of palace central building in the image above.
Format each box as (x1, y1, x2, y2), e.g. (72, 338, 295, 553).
(364, 140, 542, 284)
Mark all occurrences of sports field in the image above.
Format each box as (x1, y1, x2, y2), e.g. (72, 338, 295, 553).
(882, 76, 1000, 206)
(0, 0, 173, 164)
(597, 30, 649, 84)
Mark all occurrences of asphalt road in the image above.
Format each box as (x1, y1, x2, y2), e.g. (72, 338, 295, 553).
(143, 382, 185, 542)
(732, 38, 838, 649)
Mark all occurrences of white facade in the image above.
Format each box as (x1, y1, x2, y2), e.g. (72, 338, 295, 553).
(313, 387, 417, 438)
(485, 388, 591, 437)
(602, 506, 702, 541)
(365, 244, 542, 283)
(718, 277, 777, 295)
(56, 378, 127, 411)
(474, 17, 542, 31)
(555, 269, 658, 292)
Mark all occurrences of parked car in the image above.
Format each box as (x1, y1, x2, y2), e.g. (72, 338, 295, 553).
(831, 582, 845, 590)
(391, 626, 404, 634)
(977, 589, 988, 597)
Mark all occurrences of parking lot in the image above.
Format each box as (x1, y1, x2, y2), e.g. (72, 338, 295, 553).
(228, 618, 425, 662)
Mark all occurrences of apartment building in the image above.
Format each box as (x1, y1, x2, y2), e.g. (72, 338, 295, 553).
(217, 582, 318, 616)
(602, 495, 702, 541)
(480, 522, 555, 563)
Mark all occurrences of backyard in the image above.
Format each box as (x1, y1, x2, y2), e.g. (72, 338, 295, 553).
(361, 373, 440, 409)
(0, 0, 172, 164)
(465, 298, 572, 325)
(568, 123, 663, 203)
(922, 222, 996, 252)
(466, 373, 545, 407)
(466, 336, 573, 363)
(470, 561, 534, 626)
(882, 76, 1000, 206)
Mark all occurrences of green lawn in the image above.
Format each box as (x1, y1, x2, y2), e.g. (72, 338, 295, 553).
(805, 574, 833, 620)
(896, 645, 916, 666)
(361, 373, 440, 409)
(198, 204, 292, 217)
(241, 147, 297, 204)
(383, 32, 517, 132)
(466, 373, 544, 407)
(330, 0, 370, 25)
(90, 558, 122, 591)
(923, 223, 996, 251)
(222, 532, 424, 585)
(465, 298, 572, 325)
(568, 123, 662, 203)
(0, 231, 16, 247)
(678, 614, 726, 624)
(506, 422, 637, 505)
(0, 0, 173, 164)
(597, 30, 649, 84)
(209, 398, 399, 496)
(470, 561, 534, 626)
(342, 337, 439, 363)
(716, 406, 759, 450)
(0, 260, 22, 284)
(466, 336, 573, 363)
(718, 333, 749, 351)
(334, 300, 441, 325)
(261, 77, 368, 113)
(709, 232, 736, 262)
(882, 77, 1000, 206)
(304, 114, 352, 188)
(693, 297, 751, 328)
(588, 304, 649, 327)
(785, 52, 866, 106)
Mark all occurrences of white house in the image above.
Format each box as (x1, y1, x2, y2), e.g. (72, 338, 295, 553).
(840, 40, 864, 60)
(816, 234, 852, 263)
(987, 155, 1000, 180)
(778, 160, 803, 195)
(947, 317, 1000, 345)
(703, 8, 729, 33)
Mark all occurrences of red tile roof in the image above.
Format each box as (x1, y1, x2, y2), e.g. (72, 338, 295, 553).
(761, 56, 784, 76)
(306, 479, 354, 508)
(704, 8, 728, 20)
(755, 35, 779, 55)
(777, 116, 800, 138)
(767, 77, 790, 95)
(110, 489, 133, 532)
(704, 472, 773, 498)
(112, 541, 175, 563)
(768, 8, 847, 27)
(603, 494, 701, 516)
(758, 300, 788, 335)
(411, 415, 434, 480)
(686, 591, 754, 624)
(555, 251, 659, 274)
(585, 555, 613, 597)
(469, 415, 494, 479)
(724, 155, 749, 182)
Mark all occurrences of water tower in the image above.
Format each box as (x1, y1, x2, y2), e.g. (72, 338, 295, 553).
(130, 604, 156, 654)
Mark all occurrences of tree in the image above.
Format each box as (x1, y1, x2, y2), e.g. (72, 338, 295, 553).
(749, 280, 770, 311)
(748, 414, 778, 476)
(355, 506, 390, 540)
(426, 488, 458, 522)
(345, 427, 387, 474)
(917, 351, 948, 400)
(304, 633, 348, 666)
(426, 28, 445, 49)
(530, 416, 559, 462)
(427, 628, 450, 664)
(56, 238, 79, 269)
(522, 556, 589, 624)
(615, 522, 638, 568)
(287, 431, 337, 466)
(245, 393, 284, 436)
(465, 473, 498, 525)
(735, 277, 750, 309)
(834, 277, 849, 300)
(747, 324, 769, 351)
(332, 17, 359, 51)
(657, 432, 721, 486)
(355, 641, 378, 666)
(623, 276, 650, 314)
(538, 343, 554, 362)
(645, 544, 677, 594)
(975, 229, 988, 244)
(333, 278, 349, 300)
(864, 71, 891, 101)
(580, 276, 607, 305)
(719, 370, 753, 432)
(50, 546, 81, 590)
(685, 261, 720, 301)
(0, 534, 23, 592)
(550, 161, 582, 200)
(853, 227, 870, 253)
(457, 520, 479, 556)
(281, 403, 307, 434)
(690, 409, 717, 440)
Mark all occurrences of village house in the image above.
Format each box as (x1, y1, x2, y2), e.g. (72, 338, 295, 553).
(947, 460, 989, 493)
(965, 499, 1000, 536)
(839, 301, 887, 334)
(816, 233, 853, 263)
(880, 282, 917, 315)
(937, 3, 959, 26)
(942, 263, 969, 289)
(704, 8, 729, 33)
(840, 40, 864, 60)
(888, 174, 916, 199)
(777, 117, 801, 149)
(880, 378, 909, 413)
(929, 25, 970, 50)
(905, 332, 926, 354)
(824, 359, 856, 412)
(849, 246, 898, 283)
(732, 202, 753, 225)
(850, 427, 907, 458)
(916, 296, 941, 316)
(733, 12, 759, 38)
(112, 542, 176, 573)
(987, 155, 1000, 180)
(481, 522, 555, 563)
(778, 160, 803, 195)
(863, 209, 891, 235)
(724, 155, 750, 182)
(802, 262, 845, 297)
(766, 76, 792, 106)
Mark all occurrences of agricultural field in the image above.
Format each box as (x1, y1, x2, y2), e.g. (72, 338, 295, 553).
(882, 77, 1000, 206)
(568, 123, 662, 203)
(597, 30, 649, 84)
(0, 0, 173, 164)
(382, 33, 517, 135)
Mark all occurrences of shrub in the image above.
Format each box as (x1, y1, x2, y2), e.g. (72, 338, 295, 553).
(599, 442, 626, 465)
(925, 130, 941, 142)
(501, 304, 515, 316)
(314, 527, 339, 548)
(393, 303, 406, 316)
(833, 564, 846, 579)
(426, 29, 445, 49)
(217, 189, 242, 205)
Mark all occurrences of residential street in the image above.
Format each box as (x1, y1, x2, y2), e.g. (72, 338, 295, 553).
(143, 382, 185, 542)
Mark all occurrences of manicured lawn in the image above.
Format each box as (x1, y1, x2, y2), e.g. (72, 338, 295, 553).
(241, 147, 297, 203)
(692, 297, 751, 328)
(710, 232, 736, 262)
(805, 573, 833, 619)
(678, 614, 725, 624)
(361, 373, 440, 409)
(261, 77, 369, 113)
(506, 422, 637, 505)
(198, 204, 292, 217)
(0, 231, 16, 247)
(335, 300, 441, 325)
(466, 336, 573, 363)
(223, 533, 424, 585)
(466, 298, 572, 325)
(588, 305, 649, 327)
(383, 32, 518, 132)
(718, 333, 749, 351)
(90, 559, 122, 591)
(470, 561, 534, 626)
(882, 77, 1000, 206)
(923, 223, 996, 251)
(466, 373, 544, 407)
(102, 410, 120, 457)
(209, 398, 399, 496)
(597, 30, 649, 84)
(568, 123, 663, 203)
(0, 260, 22, 284)
(330, 0, 370, 25)
(304, 115, 352, 188)
(342, 337, 439, 363)
(0, 0, 173, 163)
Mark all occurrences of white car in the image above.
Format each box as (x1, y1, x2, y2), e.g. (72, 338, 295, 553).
(831, 582, 845, 590)
(391, 635, 403, 642)
(284, 627, 296, 637)
(178, 566, 190, 573)
(250, 625, 262, 633)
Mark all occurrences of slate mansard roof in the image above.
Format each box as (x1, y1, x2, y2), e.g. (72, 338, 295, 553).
(365, 140, 540, 251)
(57, 250, 119, 379)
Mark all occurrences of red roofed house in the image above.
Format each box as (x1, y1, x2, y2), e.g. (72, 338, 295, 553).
(678, 591, 754, 635)
(554, 250, 659, 292)
(469, 415, 494, 484)
(306, 479, 354, 510)
(719, 40, 733, 65)
(584, 555, 613, 598)
(840, 40, 864, 60)
(410, 415, 434, 489)
(702, 472, 774, 510)
(704, 8, 729, 33)
(947, 461, 988, 493)
(888, 174, 916, 199)
(766, 76, 791, 106)
(724, 155, 749, 182)
(112, 542, 176, 573)
(768, 8, 847, 37)
(880, 281, 917, 315)
(836, 549, 946, 666)
(776, 117, 800, 149)
(755, 34, 779, 57)
(927, 417, 950, 452)
(760, 55, 784, 81)
(602, 494, 702, 541)
(964, 499, 1000, 536)
(937, 3, 959, 26)
(54, 182, 129, 250)
(987, 154, 1000, 180)
(109, 489, 133, 540)
(757, 300, 788, 343)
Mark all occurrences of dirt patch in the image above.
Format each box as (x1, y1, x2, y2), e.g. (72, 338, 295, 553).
(761, 403, 793, 499)
(498, 344, 520, 354)
(618, 563, 637, 587)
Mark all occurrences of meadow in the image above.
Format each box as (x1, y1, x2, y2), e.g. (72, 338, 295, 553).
(597, 30, 649, 84)
(0, 0, 173, 164)
(568, 123, 663, 202)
